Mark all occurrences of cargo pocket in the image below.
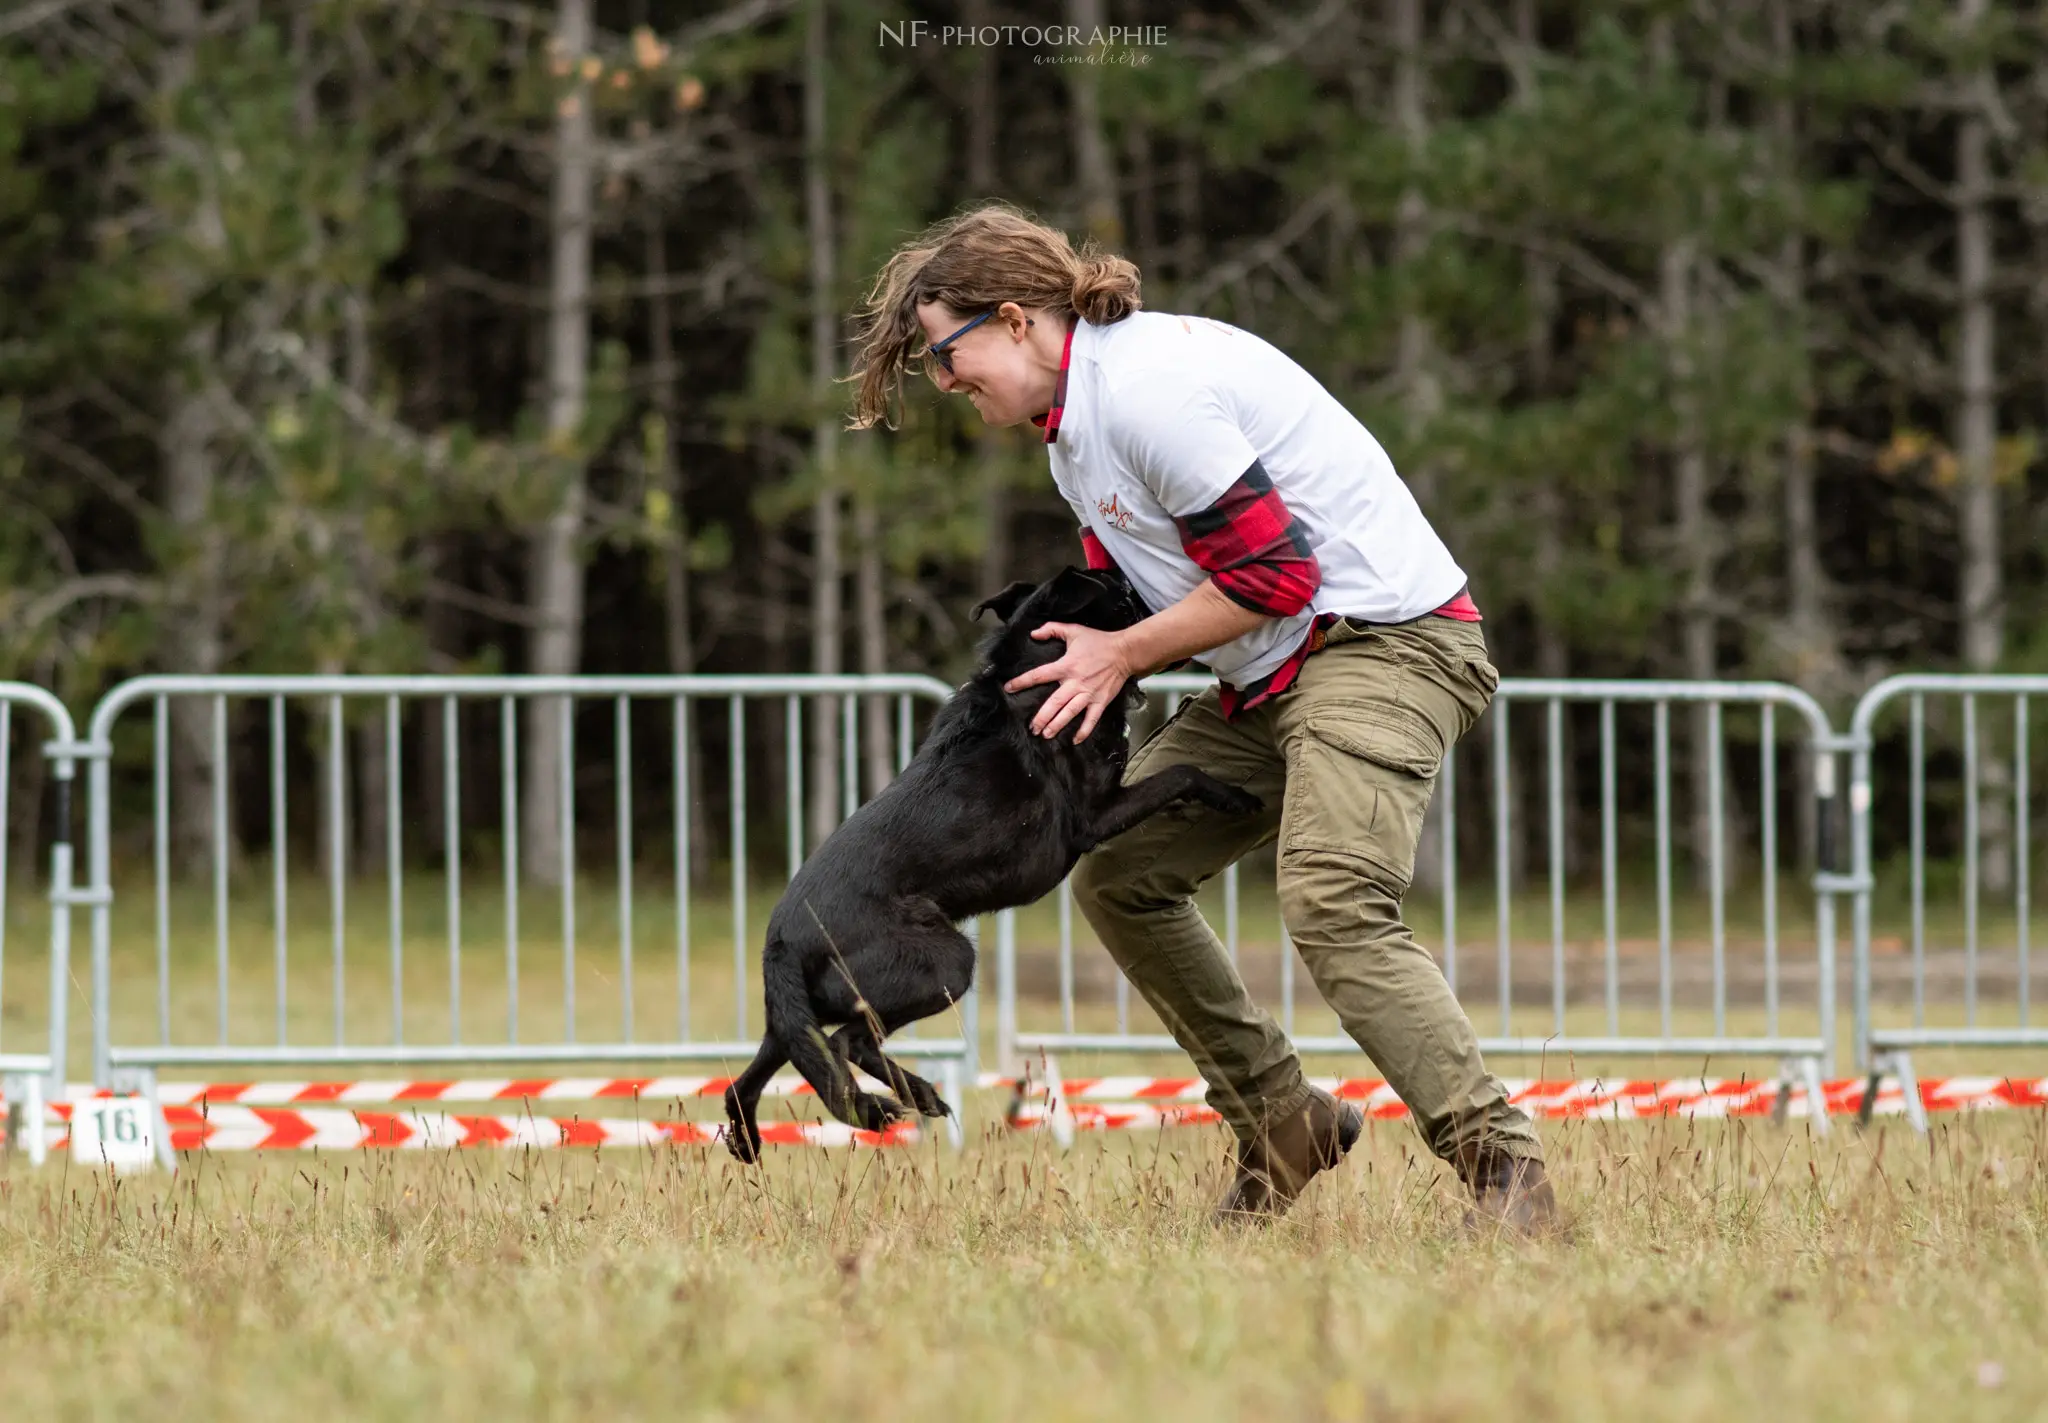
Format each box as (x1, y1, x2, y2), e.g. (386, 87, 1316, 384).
(1285, 706, 1445, 893)
(1465, 652, 1501, 702)
(1303, 705, 1447, 782)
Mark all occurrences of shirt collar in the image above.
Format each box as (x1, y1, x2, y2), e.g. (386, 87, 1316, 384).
(1029, 320, 1077, 445)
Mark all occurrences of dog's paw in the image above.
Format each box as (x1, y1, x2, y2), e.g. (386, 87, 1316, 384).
(723, 1123, 763, 1165)
(904, 1078, 952, 1118)
(722, 1091, 763, 1165)
(853, 1092, 908, 1133)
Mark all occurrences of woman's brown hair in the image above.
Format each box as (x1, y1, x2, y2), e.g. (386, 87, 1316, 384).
(847, 202, 1141, 430)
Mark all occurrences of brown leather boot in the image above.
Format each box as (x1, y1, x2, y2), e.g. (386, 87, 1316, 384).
(1214, 1087, 1365, 1222)
(1458, 1151, 1560, 1237)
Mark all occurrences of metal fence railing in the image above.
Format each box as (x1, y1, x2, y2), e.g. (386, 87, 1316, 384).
(78, 675, 974, 1160)
(42, 667, 2046, 1150)
(996, 677, 1850, 1124)
(1849, 675, 2047, 1129)
(0, 683, 89, 1167)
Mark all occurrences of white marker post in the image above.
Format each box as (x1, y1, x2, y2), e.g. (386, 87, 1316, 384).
(70, 1093, 158, 1175)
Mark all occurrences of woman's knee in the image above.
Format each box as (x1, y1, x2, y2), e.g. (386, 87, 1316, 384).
(1276, 849, 1406, 951)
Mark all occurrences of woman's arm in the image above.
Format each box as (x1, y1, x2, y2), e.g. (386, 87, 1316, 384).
(1113, 581, 1266, 677)
(1014, 375, 1323, 742)
(1003, 581, 1266, 743)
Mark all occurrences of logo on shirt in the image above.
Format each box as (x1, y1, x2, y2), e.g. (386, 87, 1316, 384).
(1095, 493, 1136, 531)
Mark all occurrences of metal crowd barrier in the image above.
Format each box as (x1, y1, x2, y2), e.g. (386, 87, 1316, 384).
(0, 684, 89, 1167)
(997, 676, 1848, 1124)
(27, 662, 2048, 1151)
(79, 674, 973, 1163)
(1849, 675, 2046, 1129)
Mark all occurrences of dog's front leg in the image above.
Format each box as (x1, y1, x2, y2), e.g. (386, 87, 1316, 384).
(1081, 765, 1262, 849)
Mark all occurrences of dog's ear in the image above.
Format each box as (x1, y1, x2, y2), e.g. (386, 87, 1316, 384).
(1044, 565, 1108, 610)
(971, 580, 1039, 624)
(1046, 565, 1142, 623)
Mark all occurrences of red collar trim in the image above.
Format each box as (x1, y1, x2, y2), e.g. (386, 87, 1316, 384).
(1029, 323, 1076, 445)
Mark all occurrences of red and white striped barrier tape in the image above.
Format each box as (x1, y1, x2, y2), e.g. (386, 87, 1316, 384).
(41, 1101, 915, 1153)
(39, 1073, 2048, 1116)
(15, 1075, 2045, 1156)
(1004, 1075, 2048, 1129)
(61, 1076, 884, 1107)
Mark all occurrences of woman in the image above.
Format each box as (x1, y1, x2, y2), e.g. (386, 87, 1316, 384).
(849, 204, 1555, 1231)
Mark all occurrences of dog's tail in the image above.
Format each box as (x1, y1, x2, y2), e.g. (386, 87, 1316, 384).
(763, 931, 897, 1132)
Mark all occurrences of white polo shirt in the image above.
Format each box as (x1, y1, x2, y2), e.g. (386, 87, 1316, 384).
(1045, 312, 1468, 689)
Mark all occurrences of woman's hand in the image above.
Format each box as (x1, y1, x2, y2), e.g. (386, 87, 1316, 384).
(1003, 623, 1135, 743)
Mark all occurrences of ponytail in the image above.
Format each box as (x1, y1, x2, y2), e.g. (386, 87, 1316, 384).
(847, 202, 1143, 430)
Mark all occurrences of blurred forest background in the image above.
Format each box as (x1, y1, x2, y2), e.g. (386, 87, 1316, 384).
(2, 0, 2046, 890)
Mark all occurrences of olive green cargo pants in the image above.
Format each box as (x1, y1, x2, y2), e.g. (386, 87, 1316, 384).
(1071, 615, 1543, 1166)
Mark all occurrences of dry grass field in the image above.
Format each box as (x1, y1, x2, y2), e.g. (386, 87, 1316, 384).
(2, 872, 2044, 1419)
(2, 1106, 2045, 1422)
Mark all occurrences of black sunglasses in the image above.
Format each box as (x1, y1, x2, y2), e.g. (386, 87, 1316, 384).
(921, 310, 995, 375)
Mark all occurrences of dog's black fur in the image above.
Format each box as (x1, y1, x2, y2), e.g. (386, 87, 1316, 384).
(722, 566, 1262, 1161)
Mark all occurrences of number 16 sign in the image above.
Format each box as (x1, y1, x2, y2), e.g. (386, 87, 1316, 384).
(70, 1095, 158, 1174)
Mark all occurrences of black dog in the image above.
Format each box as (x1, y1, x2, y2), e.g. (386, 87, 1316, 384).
(722, 566, 1262, 1161)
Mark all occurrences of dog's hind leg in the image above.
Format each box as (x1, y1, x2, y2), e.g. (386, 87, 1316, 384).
(722, 1035, 787, 1165)
(831, 1023, 950, 1119)
(823, 909, 975, 1122)
(813, 1022, 922, 1127)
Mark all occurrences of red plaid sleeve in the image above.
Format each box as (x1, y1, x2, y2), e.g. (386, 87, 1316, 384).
(1079, 527, 1114, 572)
(1172, 460, 1321, 616)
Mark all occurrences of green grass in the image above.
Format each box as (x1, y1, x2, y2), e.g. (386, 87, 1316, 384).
(1, 1111, 2044, 1420)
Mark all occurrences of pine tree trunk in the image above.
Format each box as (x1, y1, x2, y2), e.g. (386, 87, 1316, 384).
(1392, 0, 1453, 896)
(9, 659, 47, 894)
(160, 0, 232, 878)
(523, 0, 595, 888)
(804, 0, 842, 855)
(342, 291, 393, 876)
(1769, 0, 1832, 870)
(1067, 0, 1121, 244)
(967, 0, 1008, 598)
(856, 496, 892, 800)
(1650, 20, 1719, 892)
(1784, 407, 1823, 866)
(419, 543, 454, 864)
(645, 215, 716, 886)
(1954, 0, 2010, 893)
(1389, 0, 1439, 510)
(1516, 0, 1575, 885)
(1174, 150, 1201, 286)
(761, 522, 789, 871)
(1126, 122, 1159, 269)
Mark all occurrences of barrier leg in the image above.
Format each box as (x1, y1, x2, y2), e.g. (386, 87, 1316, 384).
(1, 1075, 45, 1166)
(1800, 1056, 1830, 1137)
(939, 1058, 964, 1151)
(1860, 1051, 1929, 1133)
(23, 1073, 45, 1166)
(1772, 1061, 1795, 1127)
(1893, 1052, 1928, 1134)
(1041, 1052, 1074, 1149)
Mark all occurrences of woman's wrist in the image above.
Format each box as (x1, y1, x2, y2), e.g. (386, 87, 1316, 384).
(1109, 628, 1156, 680)
(1115, 583, 1267, 678)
